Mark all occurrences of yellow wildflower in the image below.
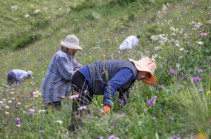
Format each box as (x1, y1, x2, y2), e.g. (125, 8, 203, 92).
(207, 91, 210, 96)
(195, 132, 208, 139)
(28, 104, 33, 108)
(194, 41, 198, 43)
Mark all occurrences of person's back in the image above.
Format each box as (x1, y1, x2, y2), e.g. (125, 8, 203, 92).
(119, 35, 139, 50)
(7, 69, 33, 85)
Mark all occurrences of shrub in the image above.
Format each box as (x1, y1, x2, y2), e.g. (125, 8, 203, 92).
(71, 0, 96, 11)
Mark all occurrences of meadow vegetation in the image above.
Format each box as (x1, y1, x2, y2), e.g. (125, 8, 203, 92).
(0, 0, 210, 138)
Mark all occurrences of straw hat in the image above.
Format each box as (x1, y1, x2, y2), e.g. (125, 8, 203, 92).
(129, 57, 157, 86)
(60, 35, 82, 51)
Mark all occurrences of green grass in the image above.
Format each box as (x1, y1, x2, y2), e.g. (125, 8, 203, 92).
(0, 0, 211, 138)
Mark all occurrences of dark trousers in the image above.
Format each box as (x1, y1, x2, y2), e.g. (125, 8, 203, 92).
(45, 101, 61, 111)
(7, 71, 19, 85)
(70, 71, 93, 132)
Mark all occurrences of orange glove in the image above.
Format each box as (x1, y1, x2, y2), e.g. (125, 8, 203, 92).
(100, 105, 111, 114)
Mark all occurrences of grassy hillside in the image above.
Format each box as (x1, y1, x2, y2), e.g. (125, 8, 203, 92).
(0, 0, 211, 138)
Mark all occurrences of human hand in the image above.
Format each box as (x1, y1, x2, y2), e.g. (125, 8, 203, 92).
(100, 105, 111, 114)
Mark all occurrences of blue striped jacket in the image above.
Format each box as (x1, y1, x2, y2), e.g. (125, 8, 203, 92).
(42, 50, 82, 103)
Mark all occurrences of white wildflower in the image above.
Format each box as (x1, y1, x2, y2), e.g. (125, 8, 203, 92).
(198, 41, 203, 45)
(162, 4, 168, 11)
(11, 92, 14, 94)
(206, 19, 211, 24)
(154, 46, 162, 51)
(189, 21, 196, 25)
(150, 35, 159, 41)
(11, 5, 19, 11)
(179, 48, 184, 51)
(33, 9, 40, 14)
(8, 100, 12, 103)
(24, 14, 30, 18)
(34, 95, 39, 97)
(184, 33, 189, 39)
(57, 120, 63, 124)
(5, 105, 10, 109)
(176, 63, 180, 68)
(193, 22, 202, 30)
(38, 110, 46, 113)
(152, 54, 158, 59)
(170, 33, 176, 36)
(175, 41, 180, 47)
(170, 26, 179, 33)
(179, 28, 184, 35)
(5, 111, 9, 115)
(92, 12, 101, 19)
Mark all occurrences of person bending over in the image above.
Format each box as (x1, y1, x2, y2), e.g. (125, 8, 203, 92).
(69, 57, 157, 131)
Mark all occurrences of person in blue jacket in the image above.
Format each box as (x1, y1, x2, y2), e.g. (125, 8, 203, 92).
(42, 35, 82, 110)
(69, 57, 157, 131)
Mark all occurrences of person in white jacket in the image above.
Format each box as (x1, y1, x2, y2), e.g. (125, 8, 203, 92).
(119, 32, 140, 50)
(7, 69, 33, 85)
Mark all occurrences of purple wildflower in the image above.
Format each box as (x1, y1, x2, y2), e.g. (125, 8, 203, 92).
(100, 137, 104, 139)
(147, 98, 155, 106)
(198, 69, 203, 73)
(108, 135, 120, 139)
(170, 136, 181, 139)
(79, 106, 87, 110)
(159, 85, 164, 88)
(154, 96, 157, 99)
(170, 69, 176, 74)
(199, 89, 203, 92)
(192, 76, 200, 84)
(29, 109, 35, 116)
(86, 113, 93, 118)
(14, 103, 18, 108)
(118, 99, 124, 104)
(14, 117, 21, 124)
(83, 90, 88, 94)
(66, 131, 69, 137)
(39, 130, 44, 133)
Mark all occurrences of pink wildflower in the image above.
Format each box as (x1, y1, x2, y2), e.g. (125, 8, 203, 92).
(32, 91, 41, 95)
(79, 106, 87, 110)
(201, 33, 207, 37)
(108, 135, 119, 139)
(29, 109, 35, 116)
(69, 94, 79, 99)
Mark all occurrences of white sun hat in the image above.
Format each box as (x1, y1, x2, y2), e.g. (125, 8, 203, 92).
(27, 71, 34, 78)
(60, 35, 82, 51)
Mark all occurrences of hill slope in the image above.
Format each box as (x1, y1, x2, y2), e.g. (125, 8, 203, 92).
(0, 0, 210, 138)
